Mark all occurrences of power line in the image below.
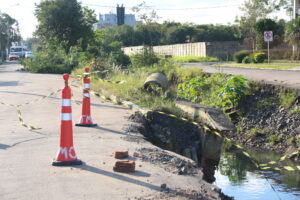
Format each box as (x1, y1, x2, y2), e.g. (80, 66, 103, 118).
(155, 4, 240, 11)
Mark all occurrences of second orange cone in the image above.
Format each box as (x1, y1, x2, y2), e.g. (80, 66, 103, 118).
(76, 67, 97, 127)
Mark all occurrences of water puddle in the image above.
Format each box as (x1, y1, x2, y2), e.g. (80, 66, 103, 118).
(212, 149, 300, 200)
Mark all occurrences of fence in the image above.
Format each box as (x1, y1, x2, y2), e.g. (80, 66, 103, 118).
(122, 41, 244, 58)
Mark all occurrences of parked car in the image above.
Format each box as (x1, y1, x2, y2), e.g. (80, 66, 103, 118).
(8, 52, 20, 61)
(25, 51, 35, 58)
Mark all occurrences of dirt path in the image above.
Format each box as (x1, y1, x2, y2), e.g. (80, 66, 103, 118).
(0, 62, 229, 200)
(181, 63, 300, 89)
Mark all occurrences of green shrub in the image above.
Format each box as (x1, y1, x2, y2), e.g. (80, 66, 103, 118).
(218, 76, 249, 110)
(253, 52, 267, 63)
(242, 56, 251, 64)
(23, 45, 81, 74)
(177, 77, 209, 102)
(130, 46, 160, 67)
(234, 50, 249, 63)
(108, 50, 131, 67)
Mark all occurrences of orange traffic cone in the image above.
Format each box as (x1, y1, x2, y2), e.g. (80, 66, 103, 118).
(75, 67, 97, 127)
(52, 73, 82, 166)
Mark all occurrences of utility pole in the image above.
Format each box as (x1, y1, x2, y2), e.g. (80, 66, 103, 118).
(293, 0, 299, 58)
(294, 0, 299, 19)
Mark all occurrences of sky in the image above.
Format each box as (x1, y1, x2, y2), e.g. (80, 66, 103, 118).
(0, 0, 290, 39)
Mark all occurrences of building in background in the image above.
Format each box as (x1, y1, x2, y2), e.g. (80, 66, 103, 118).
(94, 5, 136, 30)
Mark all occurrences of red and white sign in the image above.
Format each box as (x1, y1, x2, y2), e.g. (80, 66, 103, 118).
(264, 31, 273, 42)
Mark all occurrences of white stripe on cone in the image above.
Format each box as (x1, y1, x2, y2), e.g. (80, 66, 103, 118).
(61, 99, 71, 106)
(83, 93, 90, 98)
(61, 113, 72, 121)
(84, 84, 90, 89)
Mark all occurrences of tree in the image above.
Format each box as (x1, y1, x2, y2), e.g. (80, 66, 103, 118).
(285, 18, 300, 59)
(236, 0, 288, 50)
(0, 13, 21, 60)
(34, 0, 96, 51)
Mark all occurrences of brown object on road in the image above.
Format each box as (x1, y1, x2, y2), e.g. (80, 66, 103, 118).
(113, 160, 135, 172)
(113, 150, 129, 159)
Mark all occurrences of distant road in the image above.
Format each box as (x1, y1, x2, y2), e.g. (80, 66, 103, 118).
(180, 62, 300, 89)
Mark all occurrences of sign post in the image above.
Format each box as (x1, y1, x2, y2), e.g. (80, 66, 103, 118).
(264, 31, 273, 64)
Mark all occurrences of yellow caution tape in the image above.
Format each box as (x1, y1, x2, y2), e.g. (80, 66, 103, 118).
(261, 167, 272, 170)
(243, 151, 251, 157)
(192, 122, 199, 126)
(168, 114, 177, 118)
(235, 144, 243, 149)
(259, 164, 268, 167)
(213, 131, 222, 137)
(280, 155, 287, 161)
(296, 166, 300, 170)
(203, 126, 211, 131)
(15, 106, 41, 130)
(283, 166, 295, 171)
(180, 117, 188, 121)
(268, 161, 277, 165)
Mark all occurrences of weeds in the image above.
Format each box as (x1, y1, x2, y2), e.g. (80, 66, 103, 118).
(279, 88, 297, 108)
(246, 128, 269, 139)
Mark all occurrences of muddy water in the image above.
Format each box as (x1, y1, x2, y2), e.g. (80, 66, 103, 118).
(208, 148, 300, 200)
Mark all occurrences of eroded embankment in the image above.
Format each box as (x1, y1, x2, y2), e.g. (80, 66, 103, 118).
(227, 83, 300, 160)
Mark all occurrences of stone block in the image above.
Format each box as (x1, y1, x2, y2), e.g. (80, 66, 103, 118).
(113, 150, 129, 159)
(113, 160, 135, 173)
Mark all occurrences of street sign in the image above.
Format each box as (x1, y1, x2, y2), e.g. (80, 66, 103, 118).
(264, 31, 273, 42)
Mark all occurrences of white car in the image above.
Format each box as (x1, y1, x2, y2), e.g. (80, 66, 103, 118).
(25, 51, 35, 58)
(8, 52, 20, 61)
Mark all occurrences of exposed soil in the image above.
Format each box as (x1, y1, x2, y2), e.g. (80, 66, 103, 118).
(126, 112, 233, 200)
(227, 83, 300, 159)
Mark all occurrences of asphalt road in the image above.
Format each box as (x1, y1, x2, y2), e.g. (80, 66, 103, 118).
(181, 63, 300, 89)
(0, 62, 215, 200)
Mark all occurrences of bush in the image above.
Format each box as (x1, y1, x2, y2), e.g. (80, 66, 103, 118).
(108, 50, 131, 67)
(234, 50, 249, 63)
(253, 52, 267, 63)
(23, 45, 80, 74)
(130, 46, 160, 67)
(242, 56, 251, 64)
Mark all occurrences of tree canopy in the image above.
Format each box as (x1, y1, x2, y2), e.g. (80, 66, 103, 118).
(34, 0, 96, 51)
(0, 13, 21, 53)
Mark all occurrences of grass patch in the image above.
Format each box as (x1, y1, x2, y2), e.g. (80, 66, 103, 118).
(214, 62, 297, 70)
(279, 88, 297, 108)
(171, 56, 219, 63)
(246, 128, 269, 139)
(72, 61, 204, 116)
(267, 134, 283, 145)
(289, 106, 300, 114)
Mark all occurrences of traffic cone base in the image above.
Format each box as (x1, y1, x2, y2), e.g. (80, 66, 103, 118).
(75, 123, 97, 127)
(52, 146, 82, 166)
(75, 115, 97, 127)
(52, 159, 82, 166)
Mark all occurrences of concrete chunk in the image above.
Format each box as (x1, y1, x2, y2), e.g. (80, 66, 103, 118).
(176, 100, 235, 131)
